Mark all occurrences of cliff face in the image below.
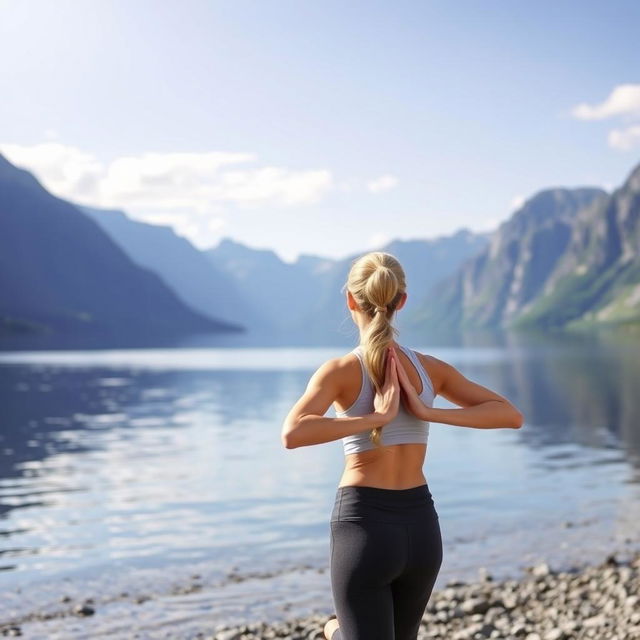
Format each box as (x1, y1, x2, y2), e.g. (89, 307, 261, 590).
(408, 187, 609, 331)
(517, 162, 640, 329)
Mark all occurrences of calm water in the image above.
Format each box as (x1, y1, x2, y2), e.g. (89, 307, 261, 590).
(1, 329, 640, 635)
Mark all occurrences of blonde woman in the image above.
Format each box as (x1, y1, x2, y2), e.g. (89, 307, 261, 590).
(281, 252, 524, 640)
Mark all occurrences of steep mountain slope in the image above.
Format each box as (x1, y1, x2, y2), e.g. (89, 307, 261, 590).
(81, 205, 269, 337)
(517, 162, 640, 329)
(0, 153, 241, 343)
(409, 187, 609, 331)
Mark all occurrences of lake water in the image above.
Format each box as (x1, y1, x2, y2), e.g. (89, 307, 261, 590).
(1, 329, 640, 636)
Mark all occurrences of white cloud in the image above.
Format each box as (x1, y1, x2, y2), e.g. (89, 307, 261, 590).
(571, 84, 640, 121)
(0, 143, 334, 210)
(367, 174, 398, 194)
(0, 141, 334, 249)
(2, 142, 105, 198)
(207, 218, 226, 233)
(335, 179, 356, 192)
(139, 212, 193, 227)
(476, 217, 501, 232)
(608, 124, 640, 151)
(368, 232, 391, 248)
(510, 194, 526, 211)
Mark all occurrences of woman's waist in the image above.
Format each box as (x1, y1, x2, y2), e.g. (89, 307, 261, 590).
(344, 442, 427, 463)
(338, 467, 427, 489)
(341, 445, 427, 480)
(330, 481, 437, 523)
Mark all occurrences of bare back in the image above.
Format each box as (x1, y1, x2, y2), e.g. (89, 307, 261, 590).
(332, 346, 438, 489)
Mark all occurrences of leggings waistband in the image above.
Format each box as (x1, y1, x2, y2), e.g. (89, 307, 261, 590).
(336, 483, 432, 499)
(331, 483, 437, 523)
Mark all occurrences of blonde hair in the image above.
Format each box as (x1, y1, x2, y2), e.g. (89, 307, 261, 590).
(341, 251, 406, 447)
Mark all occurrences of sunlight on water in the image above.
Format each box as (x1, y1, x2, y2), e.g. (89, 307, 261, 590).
(1, 333, 640, 629)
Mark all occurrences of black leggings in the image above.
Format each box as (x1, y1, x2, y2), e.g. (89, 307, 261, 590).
(329, 483, 443, 640)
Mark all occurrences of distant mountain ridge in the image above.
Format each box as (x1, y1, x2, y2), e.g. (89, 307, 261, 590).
(4, 147, 638, 348)
(204, 229, 491, 344)
(204, 237, 337, 340)
(0, 152, 242, 345)
(81, 205, 272, 337)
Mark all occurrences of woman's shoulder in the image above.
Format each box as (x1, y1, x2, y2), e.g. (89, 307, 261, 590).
(317, 348, 361, 381)
(413, 350, 446, 396)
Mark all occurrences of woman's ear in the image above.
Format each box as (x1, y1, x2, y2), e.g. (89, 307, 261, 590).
(346, 290, 359, 311)
(396, 292, 407, 311)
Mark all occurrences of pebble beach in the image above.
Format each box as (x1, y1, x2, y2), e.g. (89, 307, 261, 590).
(2, 547, 639, 639)
(211, 550, 640, 640)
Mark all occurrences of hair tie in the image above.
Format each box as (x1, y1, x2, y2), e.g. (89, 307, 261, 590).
(374, 306, 386, 314)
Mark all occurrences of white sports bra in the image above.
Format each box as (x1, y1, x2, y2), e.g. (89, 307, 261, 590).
(335, 344, 435, 455)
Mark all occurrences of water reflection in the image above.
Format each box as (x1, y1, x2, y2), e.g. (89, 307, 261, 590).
(0, 328, 639, 600)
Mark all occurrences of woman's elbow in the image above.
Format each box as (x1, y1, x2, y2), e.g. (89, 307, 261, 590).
(282, 434, 297, 449)
(281, 423, 298, 449)
(510, 409, 525, 429)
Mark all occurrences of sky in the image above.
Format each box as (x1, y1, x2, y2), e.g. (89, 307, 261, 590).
(1, 0, 639, 263)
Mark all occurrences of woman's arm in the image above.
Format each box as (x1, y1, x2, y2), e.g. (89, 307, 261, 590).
(280, 358, 382, 448)
(420, 401, 523, 429)
(283, 413, 388, 449)
(395, 349, 523, 429)
(282, 350, 400, 448)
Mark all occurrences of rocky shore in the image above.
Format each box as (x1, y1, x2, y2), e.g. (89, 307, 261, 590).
(1, 549, 638, 639)
(208, 550, 640, 640)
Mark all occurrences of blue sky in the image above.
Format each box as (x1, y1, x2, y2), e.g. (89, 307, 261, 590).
(1, 0, 639, 262)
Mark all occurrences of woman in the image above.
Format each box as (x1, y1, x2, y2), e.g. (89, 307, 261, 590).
(281, 252, 524, 640)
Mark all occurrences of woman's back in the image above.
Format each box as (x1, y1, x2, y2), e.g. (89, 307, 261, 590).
(333, 342, 436, 489)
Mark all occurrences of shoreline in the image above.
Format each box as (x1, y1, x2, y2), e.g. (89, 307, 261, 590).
(212, 549, 640, 640)
(2, 545, 639, 639)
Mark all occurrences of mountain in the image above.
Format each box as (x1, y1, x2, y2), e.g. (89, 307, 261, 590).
(204, 238, 337, 340)
(81, 205, 271, 337)
(10, 144, 636, 346)
(516, 162, 640, 329)
(293, 229, 492, 343)
(205, 230, 491, 344)
(407, 179, 633, 332)
(0, 152, 242, 345)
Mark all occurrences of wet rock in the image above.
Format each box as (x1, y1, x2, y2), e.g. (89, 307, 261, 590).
(460, 597, 491, 615)
(214, 630, 244, 640)
(531, 562, 551, 577)
(72, 603, 95, 616)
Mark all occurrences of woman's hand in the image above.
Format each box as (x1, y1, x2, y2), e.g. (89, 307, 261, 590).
(372, 347, 401, 425)
(391, 346, 431, 421)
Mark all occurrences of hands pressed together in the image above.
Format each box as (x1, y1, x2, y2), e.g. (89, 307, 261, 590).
(373, 346, 430, 425)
